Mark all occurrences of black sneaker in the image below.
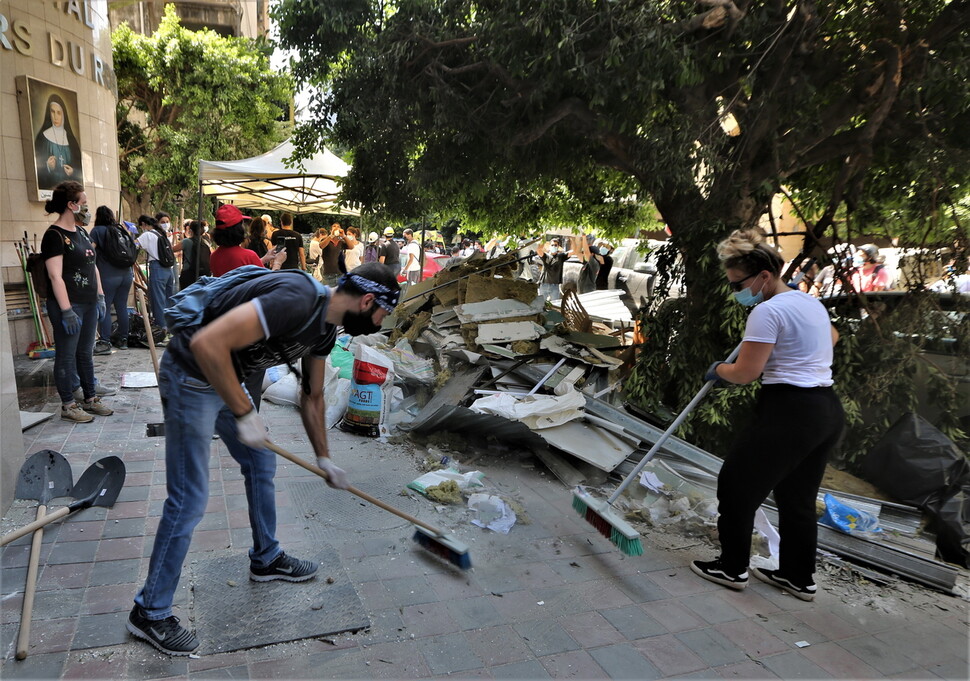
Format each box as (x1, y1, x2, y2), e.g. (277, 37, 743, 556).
(126, 605, 199, 656)
(752, 567, 817, 601)
(94, 339, 113, 355)
(690, 558, 748, 590)
(250, 552, 318, 583)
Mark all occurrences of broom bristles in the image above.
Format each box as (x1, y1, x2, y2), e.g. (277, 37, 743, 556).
(412, 526, 472, 570)
(572, 490, 643, 557)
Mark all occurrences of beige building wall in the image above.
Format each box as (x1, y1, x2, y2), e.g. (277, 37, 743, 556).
(0, 0, 120, 513)
(109, 0, 269, 38)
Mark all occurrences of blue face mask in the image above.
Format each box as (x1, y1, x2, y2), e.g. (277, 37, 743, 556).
(733, 279, 765, 307)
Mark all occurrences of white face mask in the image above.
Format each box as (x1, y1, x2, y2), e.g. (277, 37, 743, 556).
(159, 221, 171, 232)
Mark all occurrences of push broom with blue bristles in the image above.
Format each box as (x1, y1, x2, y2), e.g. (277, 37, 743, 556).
(573, 344, 742, 556)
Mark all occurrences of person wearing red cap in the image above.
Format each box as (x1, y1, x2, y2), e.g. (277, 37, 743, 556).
(209, 205, 282, 276)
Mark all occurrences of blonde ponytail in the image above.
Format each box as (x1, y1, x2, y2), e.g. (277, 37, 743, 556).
(717, 228, 783, 275)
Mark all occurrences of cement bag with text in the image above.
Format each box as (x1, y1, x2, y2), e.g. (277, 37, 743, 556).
(338, 343, 395, 437)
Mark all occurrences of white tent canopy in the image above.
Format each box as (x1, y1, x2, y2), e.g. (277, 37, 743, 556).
(198, 140, 360, 215)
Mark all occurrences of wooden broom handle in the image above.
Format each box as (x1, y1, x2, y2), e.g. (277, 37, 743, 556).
(1, 506, 70, 547)
(135, 288, 160, 379)
(264, 442, 443, 535)
(15, 505, 46, 659)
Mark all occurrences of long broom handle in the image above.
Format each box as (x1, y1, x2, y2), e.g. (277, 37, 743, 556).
(15, 505, 46, 660)
(264, 442, 446, 536)
(135, 288, 160, 379)
(1, 506, 71, 547)
(606, 343, 743, 505)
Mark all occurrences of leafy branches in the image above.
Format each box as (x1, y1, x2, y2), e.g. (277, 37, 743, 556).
(112, 5, 292, 217)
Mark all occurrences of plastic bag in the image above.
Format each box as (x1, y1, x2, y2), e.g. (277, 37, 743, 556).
(261, 364, 290, 393)
(863, 412, 970, 566)
(329, 344, 355, 380)
(819, 493, 883, 539)
(407, 468, 485, 496)
(468, 494, 517, 534)
(338, 343, 395, 437)
(263, 373, 300, 407)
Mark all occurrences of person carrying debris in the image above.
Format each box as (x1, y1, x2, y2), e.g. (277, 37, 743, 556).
(690, 228, 843, 602)
(535, 238, 570, 302)
(127, 260, 401, 655)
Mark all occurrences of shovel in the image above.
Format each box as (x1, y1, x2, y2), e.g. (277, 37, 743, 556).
(1, 456, 126, 547)
(12, 450, 73, 660)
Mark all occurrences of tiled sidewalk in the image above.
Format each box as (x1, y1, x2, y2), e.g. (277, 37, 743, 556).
(1, 347, 967, 680)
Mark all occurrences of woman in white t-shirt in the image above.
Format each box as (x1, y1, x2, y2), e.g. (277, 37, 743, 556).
(690, 228, 844, 603)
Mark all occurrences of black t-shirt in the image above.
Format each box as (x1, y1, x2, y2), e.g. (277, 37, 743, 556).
(596, 254, 613, 289)
(320, 240, 345, 275)
(382, 239, 400, 272)
(540, 252, 568, 285)
(41, 225, 98, 303)
(271, 229, 304, 269)
(167, 271, 337, 382)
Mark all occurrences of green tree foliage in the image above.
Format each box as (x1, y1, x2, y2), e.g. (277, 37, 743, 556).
(113, 5, 293, 219)
(276, 0, 970, 462)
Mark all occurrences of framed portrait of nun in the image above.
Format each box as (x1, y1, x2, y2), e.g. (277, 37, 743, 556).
(17, 76, 84, 201)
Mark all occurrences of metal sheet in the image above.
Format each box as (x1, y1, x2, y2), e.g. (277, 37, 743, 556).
(536, 422, 635, 472)
(192, 547, 369, 654)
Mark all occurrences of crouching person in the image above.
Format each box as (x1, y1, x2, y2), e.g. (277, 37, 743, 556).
(127, 262, 400, 655)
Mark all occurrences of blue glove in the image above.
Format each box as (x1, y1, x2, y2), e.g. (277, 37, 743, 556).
(97, 294, 106, 321)
(705, 361, 727, 386)
(61, 307, 81, 335)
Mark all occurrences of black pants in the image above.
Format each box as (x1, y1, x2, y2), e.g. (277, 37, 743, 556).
(716, 384, 844, 583)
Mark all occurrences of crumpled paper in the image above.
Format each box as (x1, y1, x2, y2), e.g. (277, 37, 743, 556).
(468, 493, 517, 534)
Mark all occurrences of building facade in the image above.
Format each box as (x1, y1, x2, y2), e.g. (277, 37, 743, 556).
(1, 0, 121, 511)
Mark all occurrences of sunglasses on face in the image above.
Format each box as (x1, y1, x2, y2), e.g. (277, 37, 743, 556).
(727, 272, 758, 292)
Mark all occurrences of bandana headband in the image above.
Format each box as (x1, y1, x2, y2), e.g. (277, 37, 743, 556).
(337, 273, 400, 312)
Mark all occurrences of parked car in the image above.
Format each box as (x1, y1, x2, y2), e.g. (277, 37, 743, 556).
(397, 252, 448, 284)
(560, 239, 682, 315)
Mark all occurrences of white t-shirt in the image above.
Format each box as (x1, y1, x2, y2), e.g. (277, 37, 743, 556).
(405, 241, 421, 272)
(743, 289, 834, 387)
(137, 230, 161, 261)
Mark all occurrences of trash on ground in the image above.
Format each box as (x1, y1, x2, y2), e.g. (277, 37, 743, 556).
(408, 468, 485, 497)
(468, 493, 517, 534)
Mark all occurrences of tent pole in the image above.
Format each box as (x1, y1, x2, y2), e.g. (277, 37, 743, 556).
(194, 181, 204, 282)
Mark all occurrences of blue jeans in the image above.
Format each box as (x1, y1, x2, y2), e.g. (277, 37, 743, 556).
(98, 265, 133, 342)
(148, 260, 175, 331)
(540, 282, 561, 302)
(47, 300, 97, 404)
(135, 354, 282, 619)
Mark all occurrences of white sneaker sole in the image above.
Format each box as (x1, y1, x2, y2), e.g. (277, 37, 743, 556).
(751, 567, 816, 601)
(690, 561, 748, 590)
(249, 570, 317, 583)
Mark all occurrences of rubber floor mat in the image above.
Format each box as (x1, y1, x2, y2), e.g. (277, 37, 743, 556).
(190, 546, 369, 654)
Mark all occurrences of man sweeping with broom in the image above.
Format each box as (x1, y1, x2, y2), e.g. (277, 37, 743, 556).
(128, 205, 401, 656)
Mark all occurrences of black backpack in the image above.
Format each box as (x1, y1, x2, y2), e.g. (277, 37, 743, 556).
(102, 223, 138, 268)
(154, 228, 176, 268)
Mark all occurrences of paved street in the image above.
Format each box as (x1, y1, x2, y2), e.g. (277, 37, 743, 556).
(2, 348, 967, 680)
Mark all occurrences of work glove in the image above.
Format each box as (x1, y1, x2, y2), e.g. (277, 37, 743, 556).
(97, 294, 106, 321)
(60, 307, 81, 335)
(236, 409, 268, 448)
(705, 361, 727, 387)
(316, 457, 349, 490)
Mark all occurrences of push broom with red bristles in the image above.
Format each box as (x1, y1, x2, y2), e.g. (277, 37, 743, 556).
(573, 344, 742, 556)
(265, 442, 471, 570)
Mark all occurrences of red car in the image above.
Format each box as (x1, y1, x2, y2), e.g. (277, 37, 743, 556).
(397, 252, 448, 284)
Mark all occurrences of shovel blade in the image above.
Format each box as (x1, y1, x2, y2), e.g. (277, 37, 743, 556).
(14, 450, 73, 505)
(69, 456, 126, 508)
